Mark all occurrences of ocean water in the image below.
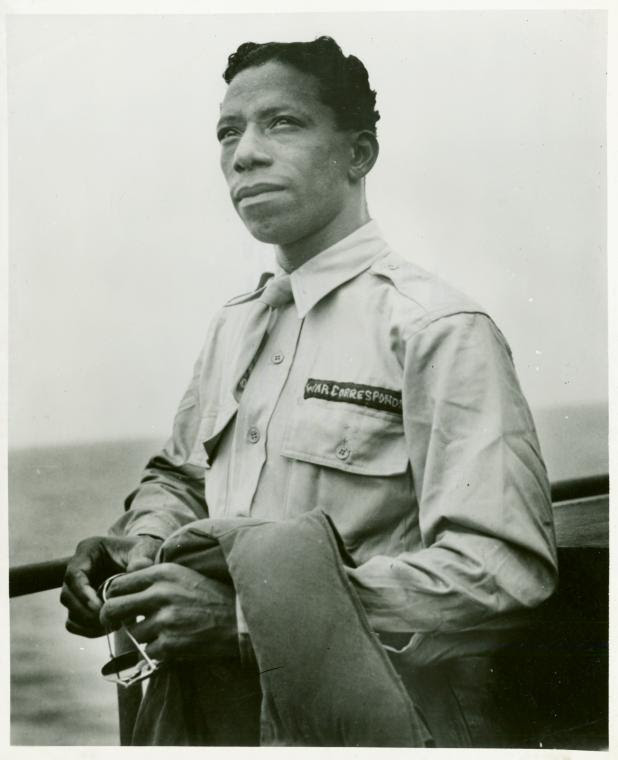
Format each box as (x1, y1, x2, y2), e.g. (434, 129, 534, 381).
(8, 402, 608, 745)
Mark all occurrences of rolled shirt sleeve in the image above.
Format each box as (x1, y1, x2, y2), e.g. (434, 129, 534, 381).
(347, 311, 558, 633)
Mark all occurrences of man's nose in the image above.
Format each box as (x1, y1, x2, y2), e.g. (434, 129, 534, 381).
(233, 125, 272, 173)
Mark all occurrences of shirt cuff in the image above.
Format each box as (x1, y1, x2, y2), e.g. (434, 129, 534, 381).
(108, 510, 181, 541)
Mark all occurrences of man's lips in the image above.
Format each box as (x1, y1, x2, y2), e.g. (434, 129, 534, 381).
(234, 183, 285, 202)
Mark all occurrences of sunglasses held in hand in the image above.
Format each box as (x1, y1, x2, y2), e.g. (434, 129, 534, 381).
(99, 573, 161, 688)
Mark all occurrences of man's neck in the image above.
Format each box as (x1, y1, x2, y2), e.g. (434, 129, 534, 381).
(275, 205, 370, 273)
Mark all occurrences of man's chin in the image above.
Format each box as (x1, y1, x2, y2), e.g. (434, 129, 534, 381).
(241, 217, 296, 246)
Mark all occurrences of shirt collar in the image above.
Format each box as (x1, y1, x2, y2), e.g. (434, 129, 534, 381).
(274, 220, 390, 318)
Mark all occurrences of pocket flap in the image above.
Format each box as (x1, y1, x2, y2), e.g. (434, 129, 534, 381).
(188, 402, 238, 467)
(281, 404, 409, 476)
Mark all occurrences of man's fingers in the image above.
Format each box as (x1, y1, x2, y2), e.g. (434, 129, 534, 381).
(125, 537, 162, 573)
(101, 564, 182, 627)
(105, 567, 157, 597)
(105, 563, 182, 597)
(62, 584, 105, 637)
(65, 617, 105, 639)
(126, 616, 160, 644)
(63, 542, 104, 614)
(100, 588, 159, 628)
(63, 535, 152, 605)
(69, 568, 103, 613)
(144, 638, 166, 661)
(60, 581, 101, 627)
(60, 581, 95, 618)
(127, 556, 154, 572)
(61, 535, 167, 642)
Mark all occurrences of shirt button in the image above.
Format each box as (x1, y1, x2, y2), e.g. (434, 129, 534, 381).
(336, 444, 351, 461)
(387, 262, 399, 270)
(247, 426, 261, 444)
(271, 352, 284, 365)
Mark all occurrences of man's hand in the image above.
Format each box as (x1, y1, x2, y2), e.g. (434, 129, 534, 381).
(60, 535, 162, 638)
(99, 563, 238, 661)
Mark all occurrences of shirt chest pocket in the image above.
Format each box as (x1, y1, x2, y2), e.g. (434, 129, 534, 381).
(280, 403, 409, 476)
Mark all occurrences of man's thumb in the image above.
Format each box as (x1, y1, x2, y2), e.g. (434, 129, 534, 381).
(127, 555, 154, 572)
(126, 539, 160, 572)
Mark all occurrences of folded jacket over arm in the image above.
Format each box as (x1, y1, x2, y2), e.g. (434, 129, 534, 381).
(131, 510, 433, 747)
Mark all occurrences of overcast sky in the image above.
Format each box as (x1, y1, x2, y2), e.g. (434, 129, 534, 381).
(7, 12, 607, 465)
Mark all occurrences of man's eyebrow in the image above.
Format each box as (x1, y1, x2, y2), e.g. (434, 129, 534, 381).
(217, 103, 314, 129)
(216, 114, 239, 131)
(255, 104, 314, 121)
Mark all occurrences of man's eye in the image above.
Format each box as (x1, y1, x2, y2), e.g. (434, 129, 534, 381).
(271, 116, 297, 129)
(217, 127, 240, 143)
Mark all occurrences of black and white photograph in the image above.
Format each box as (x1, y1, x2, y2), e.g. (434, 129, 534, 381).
(4, 5, 610, 752)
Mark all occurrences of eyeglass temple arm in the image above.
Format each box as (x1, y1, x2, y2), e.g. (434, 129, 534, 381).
(122, 625, 159, 669)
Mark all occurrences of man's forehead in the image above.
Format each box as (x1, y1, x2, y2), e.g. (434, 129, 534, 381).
(218, 95, 315, 118)
(219, 62, 322, 116)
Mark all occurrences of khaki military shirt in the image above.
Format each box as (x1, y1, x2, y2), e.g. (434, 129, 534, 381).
(112, 221, 557, 634)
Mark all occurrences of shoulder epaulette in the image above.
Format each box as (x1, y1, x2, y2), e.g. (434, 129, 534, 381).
(369, 251, 484, 319)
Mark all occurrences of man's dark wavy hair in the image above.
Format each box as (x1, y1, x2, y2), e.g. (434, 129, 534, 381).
(223, 36, 380, 135)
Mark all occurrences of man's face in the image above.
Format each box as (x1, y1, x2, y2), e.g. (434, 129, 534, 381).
(217, 61, 354, 247)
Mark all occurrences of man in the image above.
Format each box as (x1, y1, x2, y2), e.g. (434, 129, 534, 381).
(61, 36, 558, 747)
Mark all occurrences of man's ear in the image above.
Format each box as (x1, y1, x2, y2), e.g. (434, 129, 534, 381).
(348, 130, 379, 182)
